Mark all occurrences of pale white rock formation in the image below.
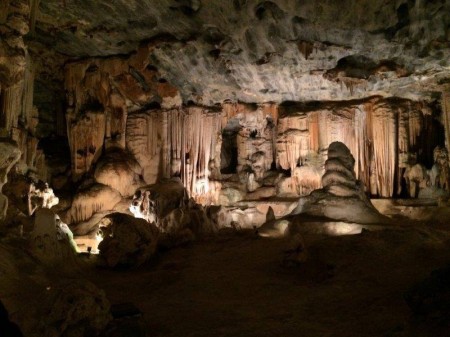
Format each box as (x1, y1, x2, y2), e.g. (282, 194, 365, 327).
(290, 141, 389, 224)
(29, 208, 77, 264)
(258, 218, 290, 238)
(222, 103, 277, 184)
(98, 213, 159, 267)
(245, 186, 276, 200)
(29, 182, 59, 210)
(218, 187, 245, 206)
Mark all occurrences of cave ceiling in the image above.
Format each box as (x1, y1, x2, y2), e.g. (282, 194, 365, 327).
(33, 0, 450, 105)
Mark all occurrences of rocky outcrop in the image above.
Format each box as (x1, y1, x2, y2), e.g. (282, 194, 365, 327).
(0, 240, 111, 337)
(291, 141, 388, 224)
(130, 178, 218, 234)
(41, 280, 111, 337)
(64, 49, 182, 179)
(0, 0, 29, 90)
(0, 1, 49, 183)
(98, 213, 159, 268)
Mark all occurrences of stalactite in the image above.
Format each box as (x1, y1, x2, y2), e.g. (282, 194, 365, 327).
(161, 110, 170, 178)
(408, 101, 423, 148)
(308, 112, 319, 152)
(29, 0, 41, 35)
(354, 106, 369, 187)
(22, 52, 35, 133)
(371, 101, 397, 197)
(297, 41, 314, 60)
(398, 106, 409, 169)
(1, 83, 23, 134)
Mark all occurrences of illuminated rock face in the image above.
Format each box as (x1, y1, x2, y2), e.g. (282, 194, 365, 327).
(60, 96, 447, 214)
(0, 0, 448, 235)
(23, 0, 448, 215)
(291, 141, 389, 224)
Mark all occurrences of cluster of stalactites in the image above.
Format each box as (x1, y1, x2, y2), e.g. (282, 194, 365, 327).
(131, 107, 222, 202)
(276, 98, 435, 198)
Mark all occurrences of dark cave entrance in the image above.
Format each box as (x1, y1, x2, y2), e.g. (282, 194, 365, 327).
(220, 118, 240, 174)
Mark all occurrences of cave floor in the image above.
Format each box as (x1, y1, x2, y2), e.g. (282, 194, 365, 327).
(85, 224, 450, 337)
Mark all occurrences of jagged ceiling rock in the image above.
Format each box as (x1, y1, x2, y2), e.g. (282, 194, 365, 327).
(34, 0, 450, 104)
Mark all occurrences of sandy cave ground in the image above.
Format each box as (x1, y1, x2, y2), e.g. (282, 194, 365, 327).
(84, 221, 450, 337)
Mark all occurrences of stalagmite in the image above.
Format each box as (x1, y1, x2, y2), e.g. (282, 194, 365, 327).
(289, 141, 389, 224)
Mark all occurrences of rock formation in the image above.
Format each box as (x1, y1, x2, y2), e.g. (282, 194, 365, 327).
(94, 147, 144, 197)
(98, 213, 159, 268)
(290, 141, 389, 224)
(130, 178, 218, 234)
(63, 183, 122, 225)
(0, 239, 111, 336)
(0, 141, 21, 222)
(29, 208, 77, 264)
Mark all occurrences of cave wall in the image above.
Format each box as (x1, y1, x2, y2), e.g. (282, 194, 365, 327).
(63, 53, 447, 202)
